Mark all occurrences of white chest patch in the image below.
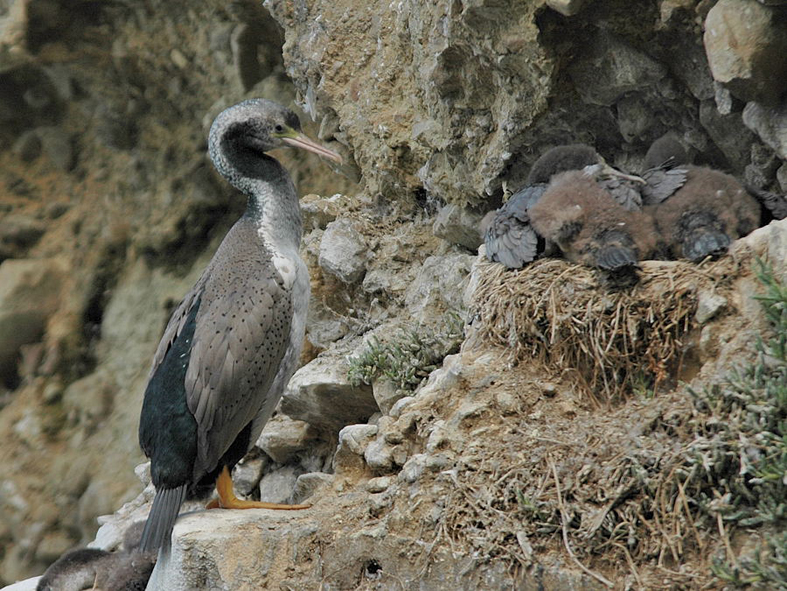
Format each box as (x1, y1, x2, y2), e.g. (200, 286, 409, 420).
(271, 251, 297, 290)
(257, 220, 302, 291)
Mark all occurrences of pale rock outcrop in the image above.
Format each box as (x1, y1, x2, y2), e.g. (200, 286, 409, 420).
(403, 253, 474, 323)
(318, 218, 368, 284)
(704, 0, 787, 105)
(257, 414, 318, 464)
(743, 101, 787, 160)
(0, 258, 66, 382)
(280, 352, 377, 432)
(432, 203, 485, 250)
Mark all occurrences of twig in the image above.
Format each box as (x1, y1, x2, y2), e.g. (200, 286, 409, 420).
(677, 480, 704, 552)
(548, 456, 614, 588)
(716, 512, 737, 568)
(612, 541, 643, 589)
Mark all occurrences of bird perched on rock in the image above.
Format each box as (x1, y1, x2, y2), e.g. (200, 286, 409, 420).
(641, 135, 760, 262)
(484, 144, 645, 269)
(137, 99, 341, 555)
(529, 168, 659, 275)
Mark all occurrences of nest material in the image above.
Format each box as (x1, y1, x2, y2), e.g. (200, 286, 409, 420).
(470, 257, 736, 401)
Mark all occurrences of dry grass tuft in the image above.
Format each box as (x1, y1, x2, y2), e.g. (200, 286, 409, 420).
(470, 257, 736, 401)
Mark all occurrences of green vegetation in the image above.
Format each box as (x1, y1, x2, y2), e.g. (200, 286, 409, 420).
(347, 312, 464, 392)
(686, 260, 787, 587)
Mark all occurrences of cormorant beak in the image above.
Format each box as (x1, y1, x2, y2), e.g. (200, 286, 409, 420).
(281, 132, 343, 165)
(599, 162, 646, 184)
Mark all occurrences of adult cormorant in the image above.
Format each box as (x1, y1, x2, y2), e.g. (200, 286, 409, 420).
(138, 99, 341, 554)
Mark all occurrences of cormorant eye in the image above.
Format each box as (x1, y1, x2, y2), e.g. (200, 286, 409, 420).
(275, 124, 284, 133)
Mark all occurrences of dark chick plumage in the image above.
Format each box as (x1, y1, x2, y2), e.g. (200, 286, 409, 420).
(650, 166, 760, 261)
(640, 133, 689, 206)
(640, 135, 761, 262)
(745, 183, 787, 223)
(138, 99, 340, 555)
(37, 548, 112, 591)
(484, 144, 624, 268)
(529, 170, 658, 273)
(36, 544, 156, 591)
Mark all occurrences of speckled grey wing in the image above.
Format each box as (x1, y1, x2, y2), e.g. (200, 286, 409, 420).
(641, 167, 687, 205)
(597, 177, 643, 211)
(484, 184, 546, 269)
(185, 259, 292, 475)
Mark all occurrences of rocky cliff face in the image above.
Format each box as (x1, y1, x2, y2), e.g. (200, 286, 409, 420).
(1, 0, 786, 588)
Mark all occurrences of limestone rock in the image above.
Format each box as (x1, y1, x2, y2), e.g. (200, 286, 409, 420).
(300, 193, 343, 230)
(404, 253, 474, 323)
(0, 215, 46, 260)
(704, 0, 787, 105)
(258, 414, 319, 464)
(37, 126, 75, 171)
(388, 396, 416, 419)
(259, 465, 299, 504)
(0, 258, 66, 381)
(432, 204, 484, 250)
(144, 510, 320, 590)
(742, 100, 787, 160)
(267, 0, 552, 207)
(363, 437, 407, 474)
(281, 353, 377, 432)
(699, 99, 758, 170)
(568, 32, 667, 106)
(232, 456, 267, 496)
(372, 378, 407, 416)
(306, 298, 352, 349)
(400, 453, 428, 483)
(141, 503, 593, 591)
(696, 292, 728, 324)
(546, 0, 591, 16)
(1, 577, 39, 591)
(318, 218, 368, 283)
(333, 424, 378, 473)
(292, 472, 333, 504)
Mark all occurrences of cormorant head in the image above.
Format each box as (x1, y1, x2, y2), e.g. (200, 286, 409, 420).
(209, 99, 341, 181)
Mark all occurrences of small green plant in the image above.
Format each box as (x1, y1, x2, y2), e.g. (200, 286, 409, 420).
(347, 312, 464, 392)
(711, 531, 787, 588)
(685, 260, 787, 587)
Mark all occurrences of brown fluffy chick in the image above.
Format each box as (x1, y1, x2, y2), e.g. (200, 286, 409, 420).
(529, 170, 658, 273)
(640, 134, 762, 262)
(650, 166, 760, 262)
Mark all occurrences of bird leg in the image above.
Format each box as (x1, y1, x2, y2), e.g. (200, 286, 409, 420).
(206, 466, 311, 510)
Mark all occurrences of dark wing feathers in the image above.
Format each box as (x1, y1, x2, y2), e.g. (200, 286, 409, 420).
(641, 168, 688, 205)
(484, 184, 546, 269)
(745, 183, 787, 220)
(597, 177, 643, 211)
(594, 245, 637, 271)
(148, 278, 206, 381)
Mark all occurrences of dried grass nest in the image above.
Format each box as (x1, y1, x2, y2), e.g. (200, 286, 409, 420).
(470, 256, 739, 401)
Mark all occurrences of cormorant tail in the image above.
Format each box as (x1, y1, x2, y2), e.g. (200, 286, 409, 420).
(139, 485, 188, 555)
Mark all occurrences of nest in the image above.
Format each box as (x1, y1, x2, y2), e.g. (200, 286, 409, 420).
(470, 257, 736, 402)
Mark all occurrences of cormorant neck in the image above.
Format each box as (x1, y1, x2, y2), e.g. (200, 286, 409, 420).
(231, 155, 302, 252)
